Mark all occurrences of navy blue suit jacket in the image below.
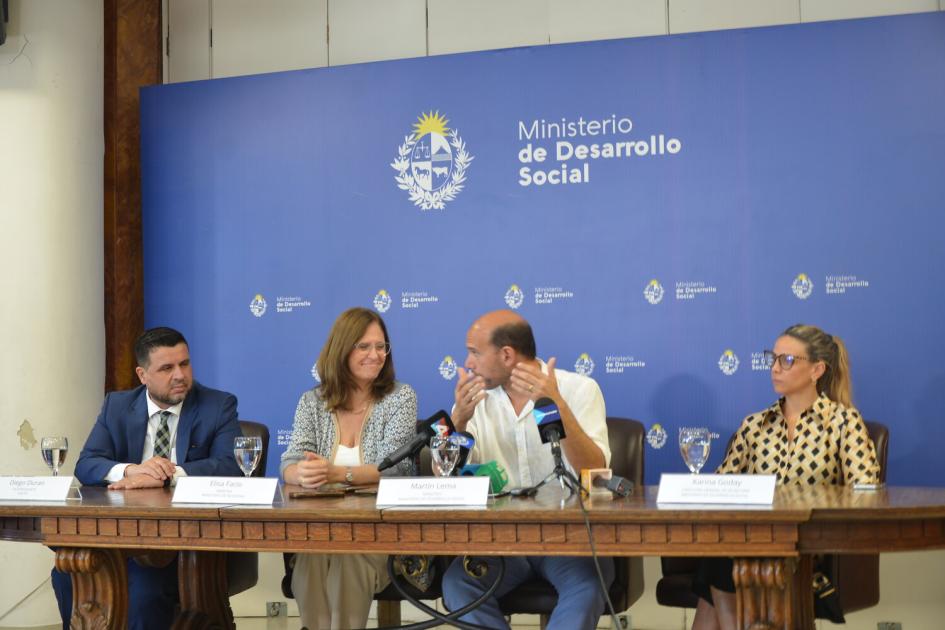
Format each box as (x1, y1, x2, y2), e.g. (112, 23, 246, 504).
(75, 382, 243, 485)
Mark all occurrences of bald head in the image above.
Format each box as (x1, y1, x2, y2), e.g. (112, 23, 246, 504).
(471, 310, 536, 360)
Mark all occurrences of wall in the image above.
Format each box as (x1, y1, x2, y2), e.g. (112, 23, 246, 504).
(0, 0, 104, 626)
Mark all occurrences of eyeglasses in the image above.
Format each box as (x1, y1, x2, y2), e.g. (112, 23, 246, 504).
(762, 350, 811, 370)
(353, 341, 391, 355)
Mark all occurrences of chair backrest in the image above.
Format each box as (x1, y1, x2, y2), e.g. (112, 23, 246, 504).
(605, 417, 645, 487)
(865, 420, 888, 482)
(239, 420, 270, 478)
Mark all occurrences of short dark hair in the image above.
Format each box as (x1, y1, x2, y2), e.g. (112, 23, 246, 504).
(134, 327, 188, 367)
(490, 321, 536, 360)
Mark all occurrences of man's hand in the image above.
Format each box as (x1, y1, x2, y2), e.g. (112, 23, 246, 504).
(125, 456, 176, 481)
(296, 452, 331, 488)
(510, 357, 562, 402)
(453, 367, 486, 431)
(108, 474, 165, 490)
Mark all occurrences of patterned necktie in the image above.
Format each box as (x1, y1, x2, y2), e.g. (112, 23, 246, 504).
(153, 410, 171, 459)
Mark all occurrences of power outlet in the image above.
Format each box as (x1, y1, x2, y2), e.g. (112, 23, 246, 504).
(266, 601, 287, 617)
(877, 623, 902, 630)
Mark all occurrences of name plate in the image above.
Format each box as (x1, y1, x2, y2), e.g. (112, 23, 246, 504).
(376, 476, 490, 507)
(172, 477, 279, 505)
(0, 476, 74, 501)
(656, 474, 776, 505)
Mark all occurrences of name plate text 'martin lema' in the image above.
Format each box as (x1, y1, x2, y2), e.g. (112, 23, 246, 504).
(376, 477, 490, 507)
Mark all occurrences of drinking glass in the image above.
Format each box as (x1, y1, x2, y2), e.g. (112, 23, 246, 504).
(234, 436, 263, 477)
(678, 427, 716, 474)
(41, 437, 69, 476)
(430, 435, 460, 477)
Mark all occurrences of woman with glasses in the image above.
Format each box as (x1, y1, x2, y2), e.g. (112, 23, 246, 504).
(281, 306, 417, 630)
(691, 324, 880, 630)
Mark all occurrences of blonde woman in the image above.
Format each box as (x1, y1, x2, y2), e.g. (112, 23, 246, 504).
(692, 324, 880, 630)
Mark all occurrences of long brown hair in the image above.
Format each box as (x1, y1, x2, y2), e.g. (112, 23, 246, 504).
(782, 324, 853, 407)
(316, 307, 396, 411)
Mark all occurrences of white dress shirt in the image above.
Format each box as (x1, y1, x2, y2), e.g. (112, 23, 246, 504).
(105, 392, 187, 482)
(463, 360, 611, 488)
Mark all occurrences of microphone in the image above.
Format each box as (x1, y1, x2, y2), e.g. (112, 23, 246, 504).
(532, 397, 566, 445)
(452, 431, 475, 472)
(377, 410, 454, 472)
(594, 473, 633, 497)
(533, 397, 570, 490)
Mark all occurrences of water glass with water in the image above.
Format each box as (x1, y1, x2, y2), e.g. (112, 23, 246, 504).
(234, 436, 263, 477)
(678, 427, 717, 474)
(430, 435, 460, 477)
(41, 436, 69, 476)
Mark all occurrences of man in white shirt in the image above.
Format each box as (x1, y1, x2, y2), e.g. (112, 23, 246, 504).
(442, 310, 614, 630)
(52, 327, 242, 629)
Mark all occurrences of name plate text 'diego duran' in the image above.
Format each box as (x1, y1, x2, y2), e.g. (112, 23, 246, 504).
(0, 476, 74, 501)
(656, 473, 776, 505)
(376, 477, 490, 507)
(172, 477, 279, 505)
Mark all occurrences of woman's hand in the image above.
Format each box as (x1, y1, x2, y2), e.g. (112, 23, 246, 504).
(295, 452, 333, 488)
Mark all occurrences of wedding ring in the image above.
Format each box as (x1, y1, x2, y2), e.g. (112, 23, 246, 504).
(528, 384, 534, 392)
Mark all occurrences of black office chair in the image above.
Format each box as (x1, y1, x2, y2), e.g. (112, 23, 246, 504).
(495, 418, 646, 629)
(656, 421, 889, 617)
(225, 420, 270, 596)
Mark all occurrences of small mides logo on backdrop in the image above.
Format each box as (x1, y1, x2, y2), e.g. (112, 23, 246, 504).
(373, 289, 392, 313)
(439, 356, 458, 380)
(751, 351, 770, 372)
(249, 294, 267, 317)
(574, 353, 595, 376)
(276, 296, 311, 313)
(310, 362, 321, 383)
(401, 291, 439, 309)
(646, 423, 667, 449)
(825, 274, 869, 295)
(391, 111, 473, 210)
(718, 349, 740, 376)
(675, 281, 717, 301)
(643, 279, 664, 305)
(534, 286, 574, 305)
(605, 355, 646, 374)
(276, 429, 293, 447)
(504, 284, 525, 309)
(792, 273, 814, 300)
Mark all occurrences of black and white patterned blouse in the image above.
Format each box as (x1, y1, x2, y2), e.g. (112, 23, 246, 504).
(717, 393, 880, 485)
(280, 382, 418, 478)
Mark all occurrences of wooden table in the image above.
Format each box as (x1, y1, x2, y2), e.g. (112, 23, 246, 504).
(2, 484, 944, 629)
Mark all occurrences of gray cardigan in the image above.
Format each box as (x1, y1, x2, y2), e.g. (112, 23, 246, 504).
(280, 381, 418, 477)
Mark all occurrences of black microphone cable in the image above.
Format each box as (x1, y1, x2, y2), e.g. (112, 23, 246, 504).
(374, 555, 507, 630)
(574, 480, 622, 630)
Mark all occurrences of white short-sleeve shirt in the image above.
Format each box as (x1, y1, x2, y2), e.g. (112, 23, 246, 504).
(463, 361, 610, 488)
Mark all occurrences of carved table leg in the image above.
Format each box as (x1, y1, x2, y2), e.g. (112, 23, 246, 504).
(172, 550, 234, 630)
(55, 547, 127, 630)
(733, 557, 813, 630)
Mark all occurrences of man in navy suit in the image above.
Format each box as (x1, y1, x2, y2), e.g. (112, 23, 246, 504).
(52, 327, 242, 629)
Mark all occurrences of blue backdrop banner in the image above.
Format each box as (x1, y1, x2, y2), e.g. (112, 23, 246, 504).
(141, 12, 945, 484)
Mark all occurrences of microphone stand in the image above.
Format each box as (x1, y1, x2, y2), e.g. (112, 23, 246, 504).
(545, 428, 583, 498)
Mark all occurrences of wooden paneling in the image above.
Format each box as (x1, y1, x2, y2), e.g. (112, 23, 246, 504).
(103, 0, 162, 391)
